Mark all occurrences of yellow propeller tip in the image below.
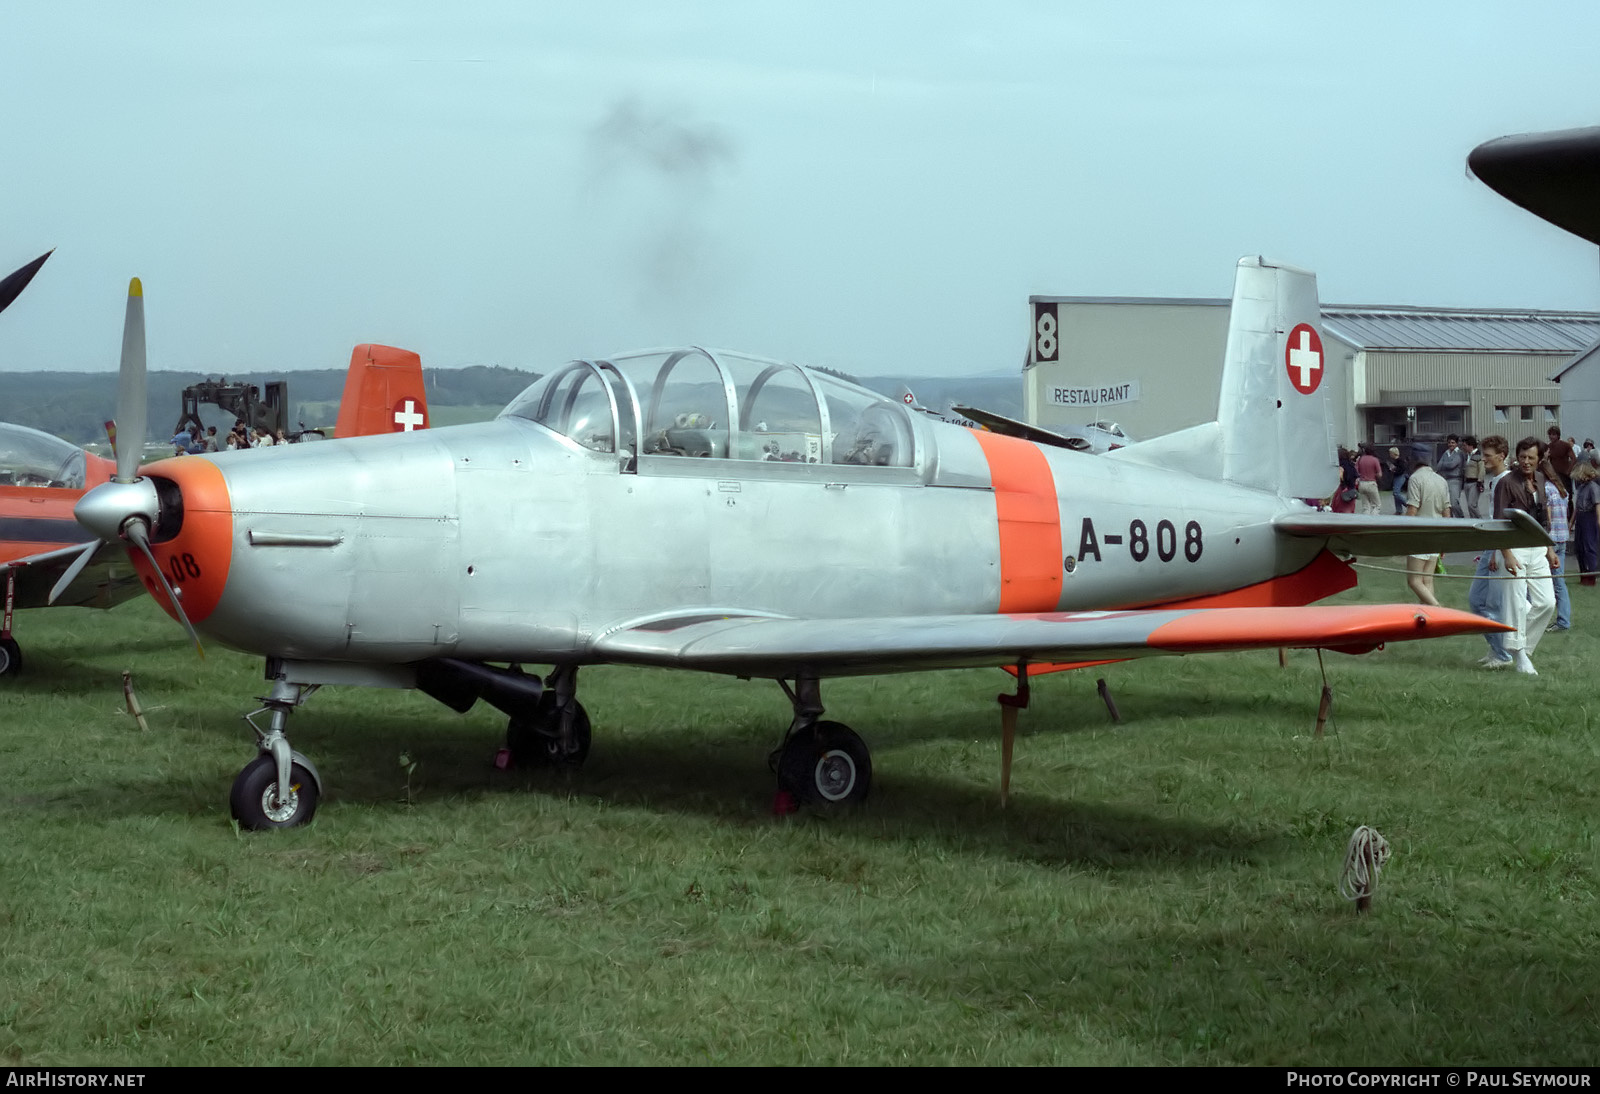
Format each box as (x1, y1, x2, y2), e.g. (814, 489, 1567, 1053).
(128, 277, 142, 297)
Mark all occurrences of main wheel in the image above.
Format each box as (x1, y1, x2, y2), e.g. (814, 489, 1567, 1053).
(229, 753, 320, 830)
(778, 721, 872, 806)
(507, 694, 591, 768)
(0, 637, 20, 679)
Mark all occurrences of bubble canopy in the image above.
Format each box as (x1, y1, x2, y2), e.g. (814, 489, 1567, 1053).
(0, 422, 88, 488)
(501, 348, 916, 469)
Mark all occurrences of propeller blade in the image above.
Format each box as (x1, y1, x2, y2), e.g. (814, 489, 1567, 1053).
(124, 520, 204, 659)
(0, 249, 52, 317)
(114, 279, 147, 484)
(47, 540, 104, 605)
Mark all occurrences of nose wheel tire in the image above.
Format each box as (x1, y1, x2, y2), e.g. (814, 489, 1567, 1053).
(230, 754, 320, 830)
(778, 721, 871, 807)
(0, 637, 19, 679)
(506, 695, 591, 768)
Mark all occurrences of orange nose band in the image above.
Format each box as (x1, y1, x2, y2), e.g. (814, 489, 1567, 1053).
(132, 457, 233, 625)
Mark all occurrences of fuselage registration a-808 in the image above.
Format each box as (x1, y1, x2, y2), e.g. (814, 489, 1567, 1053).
(72, 257, 1541, 829)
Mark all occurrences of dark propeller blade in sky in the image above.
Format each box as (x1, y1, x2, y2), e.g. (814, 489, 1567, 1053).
(1469, 127, 1600, 247)
(0, 249, 53, 317)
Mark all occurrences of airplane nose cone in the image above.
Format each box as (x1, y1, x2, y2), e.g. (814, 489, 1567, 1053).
(75, 478, 161, 541)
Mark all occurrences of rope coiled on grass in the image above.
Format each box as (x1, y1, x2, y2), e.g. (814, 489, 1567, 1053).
(1339, 826, 1390, 905)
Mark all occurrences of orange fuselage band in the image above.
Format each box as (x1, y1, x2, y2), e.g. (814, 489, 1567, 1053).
(968, 429, 1062, 613)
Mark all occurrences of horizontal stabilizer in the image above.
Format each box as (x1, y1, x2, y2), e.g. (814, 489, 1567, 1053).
(593, 604, 1508, 678)
(1273, 510, 1550, 556)
(950, 406, 1091, 451)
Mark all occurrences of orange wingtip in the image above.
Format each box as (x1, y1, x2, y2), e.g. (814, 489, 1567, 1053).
(1148, 605, 1512, 653)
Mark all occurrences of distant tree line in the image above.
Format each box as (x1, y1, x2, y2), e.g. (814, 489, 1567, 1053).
(0, 365, 540, 444)
(0, 364, 1022, 445)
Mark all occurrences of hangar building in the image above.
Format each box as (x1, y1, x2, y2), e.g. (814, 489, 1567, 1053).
(1023, 295, 1600, 448)
(1549, 335, 1600, 448)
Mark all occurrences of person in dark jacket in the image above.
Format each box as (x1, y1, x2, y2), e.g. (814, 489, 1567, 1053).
(1332, 448, 1359, 514)
(1386, 446, 1409, 515)
(1573, 461, 1599, 587)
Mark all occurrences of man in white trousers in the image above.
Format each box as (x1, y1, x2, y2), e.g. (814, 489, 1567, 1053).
(1495, 437, 1560, 675)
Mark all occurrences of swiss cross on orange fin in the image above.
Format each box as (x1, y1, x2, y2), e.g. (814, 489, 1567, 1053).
(334, 345, 429, 438)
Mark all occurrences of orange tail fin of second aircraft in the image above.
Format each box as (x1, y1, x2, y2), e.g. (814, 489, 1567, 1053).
(334, 344, 430, 438)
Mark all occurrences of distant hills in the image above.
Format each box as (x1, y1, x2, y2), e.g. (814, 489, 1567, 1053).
(0, 366, 1026, 445)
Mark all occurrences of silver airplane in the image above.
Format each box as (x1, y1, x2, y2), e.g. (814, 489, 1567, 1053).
(1057, 419, 1132, 453)
(73, 258, 1542, 829)
(896, 386, 983, 430)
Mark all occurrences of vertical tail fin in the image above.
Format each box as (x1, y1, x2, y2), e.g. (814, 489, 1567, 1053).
(1216, 256, 1337, 498)
(334, 344, 430, 438)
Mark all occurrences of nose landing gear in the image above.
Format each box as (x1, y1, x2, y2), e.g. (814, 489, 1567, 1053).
(229, 675, 325, 830)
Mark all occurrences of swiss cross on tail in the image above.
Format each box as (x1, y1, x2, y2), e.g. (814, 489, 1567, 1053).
(1284, 323, 1324, 395)
(392, 398, 427, 432)
(334, 345, 428, 438)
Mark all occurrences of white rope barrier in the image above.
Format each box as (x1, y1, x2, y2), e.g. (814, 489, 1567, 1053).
(1352, 561, 1593, 581)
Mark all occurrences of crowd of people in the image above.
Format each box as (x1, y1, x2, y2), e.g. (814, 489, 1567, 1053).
(170, 420, 295, 454)
(1333, 425, 1600, 676)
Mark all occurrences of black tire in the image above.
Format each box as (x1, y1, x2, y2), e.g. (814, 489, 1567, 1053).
(0, 637, 20, 679)
(507, 695, 591, 768)
(229, 753, 319, 830)
(778, 720, 871, 806)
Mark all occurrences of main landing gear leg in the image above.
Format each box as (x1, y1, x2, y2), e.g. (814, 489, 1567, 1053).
(505, 664, 591, 768)
(0, 567, 21, 679)
(229, 670, 325, 830)
(770, 675, 872, 811)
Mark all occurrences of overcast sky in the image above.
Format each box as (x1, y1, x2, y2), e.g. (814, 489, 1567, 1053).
(3, 2, 1598, 380)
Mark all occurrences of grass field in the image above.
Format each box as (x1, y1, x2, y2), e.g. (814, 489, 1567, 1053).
(2, 562, 1597, 1065)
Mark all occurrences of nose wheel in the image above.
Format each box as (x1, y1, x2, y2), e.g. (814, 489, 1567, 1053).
(230, 753, 320, 829)
(0, 637, 20, 679)
(230, 671, 325, 830)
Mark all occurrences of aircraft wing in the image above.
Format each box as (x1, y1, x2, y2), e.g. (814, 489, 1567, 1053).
(1, 542, 142, 610)
(592, 604, 1506, 678)
(1273, 510, 1550, 556)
